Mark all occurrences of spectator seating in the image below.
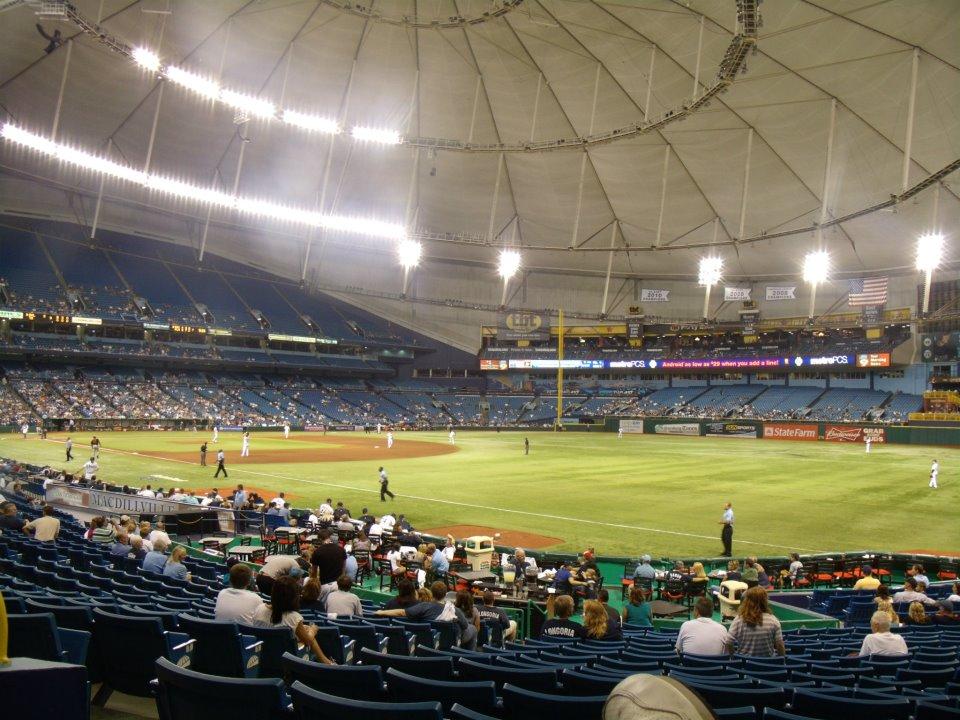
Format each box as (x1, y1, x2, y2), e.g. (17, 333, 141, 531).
(153, 657, 290, 720)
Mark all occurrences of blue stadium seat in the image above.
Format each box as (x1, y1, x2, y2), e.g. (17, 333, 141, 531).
(763, 709, 821, 720)
(791, 688, 911, 720)
(177, 615, 263, 678)
(676, 679, 788, 710)
(91, 608, 194, 702)
(153, 657, 289, 720)
(360, 647, 455, 680)
(562, 668, 628, 695)
(331, 620, 389, 656)
(7, 613, 90, 666)
(895, 667, 956, 688)
(289, 680, 443, 719)
(715, 708, 762, 720)
(449, 704, 500, 720)
(500, 683, 605, 720)
(385, 667, 498, 715)
(239, 622, 353, 676)
(457, 657, 559, 692)
(915, 700, 960, 720)
(281, 652, 386, 700)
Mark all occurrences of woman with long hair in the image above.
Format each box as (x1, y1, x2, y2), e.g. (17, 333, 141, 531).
(162, 546, 191, 581)
(622, 585, 653, 627)
(583, 599, 622, 640)
(252, 575, 334, 664)
(728, 587, 785, 656)
(907, 601, 930, 625)
(455, 590, 480, 631)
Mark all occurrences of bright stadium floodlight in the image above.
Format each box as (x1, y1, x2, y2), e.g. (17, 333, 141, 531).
(166, 65, 221, 101)
(350, 126, 402, 145)
(0, 123, 405, 241)
(803, 250, 829, 319)
(917, 232, 945, 315)
(218, 89, 276, 120)
(281, 109, 340, 135)
(498, 249, 522, 306)
(498, 249, 521, 280)
(398, 239, 421, 295)
(131, 46, 161, 73)
(398, 239, 422, 270)
(697, 256, 722, 319)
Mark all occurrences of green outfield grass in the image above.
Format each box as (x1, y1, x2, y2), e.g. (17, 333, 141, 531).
(3, 430, 957, 558)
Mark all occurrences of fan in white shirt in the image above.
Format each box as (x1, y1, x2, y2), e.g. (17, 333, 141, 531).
(858, 611, 909, 656)
(380, 514, 396, 533)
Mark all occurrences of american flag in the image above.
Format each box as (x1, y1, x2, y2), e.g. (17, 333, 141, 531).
(848, 277, 888, 306)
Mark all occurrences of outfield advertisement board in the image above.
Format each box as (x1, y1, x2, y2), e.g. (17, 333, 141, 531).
(704, 422, 759, 438)
(618, 419, 644, 434)
(762, 423, 818, 441)
(653, 423, 700, 436)
(824, 426, 887, 443)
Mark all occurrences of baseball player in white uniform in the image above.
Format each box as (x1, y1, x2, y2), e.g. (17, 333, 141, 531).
(387, 431, 394, 449)
(283, 423, 290, 439)
(448, 429, 456, 445)
(21, 422, 29, 439)
(212, 425, 219, 443)
(929, 459, 939, 489)
(864, 435, 872, 453)
(241, 431, 250, 457)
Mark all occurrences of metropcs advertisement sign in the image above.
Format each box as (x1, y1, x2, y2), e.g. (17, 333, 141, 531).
(494, 353, 888, 372)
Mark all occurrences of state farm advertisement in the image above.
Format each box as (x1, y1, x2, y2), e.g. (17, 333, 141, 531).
(763, 423, 818, 441)
(824, 426, 887, 443)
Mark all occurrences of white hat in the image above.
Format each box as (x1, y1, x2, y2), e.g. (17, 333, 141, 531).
(604, 675, 714, 720)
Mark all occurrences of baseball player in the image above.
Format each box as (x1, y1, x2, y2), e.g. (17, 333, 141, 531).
(448, 428, 456, 445)
(283, 422, 290, 439)
(379, 466, 394, 501)
(241, 431, 250, 457)
(929, 459, 939, 489)
(387, 431, 394, 449)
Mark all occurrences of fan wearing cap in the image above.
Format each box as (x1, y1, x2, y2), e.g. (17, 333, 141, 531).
(852, 565, 881, 591)
(256, 551, 310, 595)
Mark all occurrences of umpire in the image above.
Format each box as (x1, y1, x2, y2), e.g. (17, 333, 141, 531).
(719, 502, 734, 557)
(200, 441, 208, 466)
(379, 466, 394, 501)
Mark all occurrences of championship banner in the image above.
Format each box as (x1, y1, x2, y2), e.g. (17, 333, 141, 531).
(641, 289, 670, 303)
(704, 422, 758, 438)
(653, 422, 700, 436)
(762, 423, 817, 441)
(824, 426, 887, 443)
(724, 287, 751, 301)
(497, 312, 549, 340)
(765, 286, 796, 301)
(618, 419, 644, 434)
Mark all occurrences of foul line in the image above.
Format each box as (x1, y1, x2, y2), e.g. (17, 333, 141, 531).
(40, 439, 823, 553)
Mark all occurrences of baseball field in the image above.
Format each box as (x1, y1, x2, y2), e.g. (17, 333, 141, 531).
(2, 429, 957, 558)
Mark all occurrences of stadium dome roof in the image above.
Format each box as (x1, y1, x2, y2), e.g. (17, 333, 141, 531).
(0, 0, 958, 311)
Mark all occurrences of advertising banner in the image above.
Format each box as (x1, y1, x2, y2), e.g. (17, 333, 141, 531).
(618, 419, 645, 434)
(704, 422, 759, 438)
(497, 312, 550, 340)
(856, 353, 890, 368)
(653, 422, 700, 436)
(641, 289, 670, 303)
(765, 286, 796, 300)
(724, 287, 751, 301)
(480, 359, 509, 371)
(824, 426, 887, 443)
(46, 484, 193, 516)
(762, 423, 818, 441)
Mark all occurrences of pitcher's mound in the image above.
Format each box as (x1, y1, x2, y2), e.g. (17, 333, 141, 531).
(424, 524, 562, 549)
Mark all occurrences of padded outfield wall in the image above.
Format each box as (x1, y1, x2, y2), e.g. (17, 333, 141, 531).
(606, 416, 960, 446)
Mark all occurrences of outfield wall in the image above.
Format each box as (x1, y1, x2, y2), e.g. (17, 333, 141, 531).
(607, 416, 960, 446)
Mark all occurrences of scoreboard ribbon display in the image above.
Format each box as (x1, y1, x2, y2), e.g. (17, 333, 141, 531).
(491, 352, 891, 371)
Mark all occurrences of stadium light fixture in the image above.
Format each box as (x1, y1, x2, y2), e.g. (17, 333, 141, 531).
(281, 110, 340, 135)
(351, 126, 402, 145)
(697, 256, 722, 319)
(0, 123, 406, 241)
(917, 232, 944, 315)
(166, 65, 221, 101)
(498, 249, 522, 280)
(131, 46, 161, 73)
(398, 239, 422, 296)
(803, 250, 829, 319)
(498, 249, 522, 306)
(218, 89, 276, 120)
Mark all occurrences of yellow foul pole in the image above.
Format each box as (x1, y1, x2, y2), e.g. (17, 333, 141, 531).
(556, 309, 563, 428)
